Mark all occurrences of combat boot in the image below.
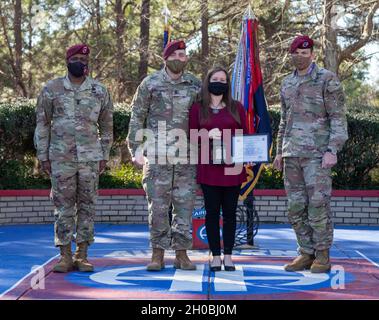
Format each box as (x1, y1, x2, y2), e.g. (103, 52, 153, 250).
(310, 249, 331, 273)
(174, 250, 196, 270)
(284, 253, 315, 272)
(73, 242, 94, 272)
(53, 244, 74, 273)
(146, 248, 165, 271)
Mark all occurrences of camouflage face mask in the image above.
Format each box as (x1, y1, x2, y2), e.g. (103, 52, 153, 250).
(292, 55, 312, 71)
(165, 59, 187, 74)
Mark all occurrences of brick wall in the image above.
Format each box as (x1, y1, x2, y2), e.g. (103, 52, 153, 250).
(251, 190, 379, 225)
(0, 189, 378, 226)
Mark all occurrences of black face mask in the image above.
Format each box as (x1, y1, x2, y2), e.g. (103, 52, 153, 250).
(67, 61, 87, 78)
(208, 82, 228, 96)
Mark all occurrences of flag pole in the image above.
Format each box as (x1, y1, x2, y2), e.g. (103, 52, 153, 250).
(244, 3, 256, 20)
(162, 4, 170, 25)
(162, 3, 171, 48)
(240, 3, 260, 247)
(244, 4, 257, 246)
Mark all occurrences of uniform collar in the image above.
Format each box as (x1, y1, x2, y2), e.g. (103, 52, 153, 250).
(309, 62, 319, 80)
(64, 74, 92, 91)
(160, 67, 190, 84)
(291, 62, 319, 83)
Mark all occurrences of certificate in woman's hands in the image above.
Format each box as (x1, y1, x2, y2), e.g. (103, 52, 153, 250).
(232, 134, 270, 163)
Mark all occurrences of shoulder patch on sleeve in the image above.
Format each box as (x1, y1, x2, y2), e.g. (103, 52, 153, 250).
(326, 76, 342, 93)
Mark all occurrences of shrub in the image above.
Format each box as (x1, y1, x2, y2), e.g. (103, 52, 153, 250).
(100, 164, 142, 189)
(333, 104, 379, 189)
(0, 100, 378, 190)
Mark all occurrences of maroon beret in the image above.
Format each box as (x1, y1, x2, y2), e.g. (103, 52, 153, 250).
(290, 36, 314, 53)
(66, 44, 90, 60)
(163, 40, 186, 60)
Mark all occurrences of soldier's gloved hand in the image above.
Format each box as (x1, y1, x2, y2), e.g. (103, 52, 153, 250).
(132, 153, 145, 169)
(99, 160, 107, 174)
(273, 154, 283, 171)
(208, 128, 222, 140)
(41, 160, 51, 175)
(322, 152, 337, 169)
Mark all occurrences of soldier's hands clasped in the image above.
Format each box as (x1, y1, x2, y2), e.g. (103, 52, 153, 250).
(41, 160, 51, 175)
(99, 160, 107, 174)
(132, 153, 145, 169)
(322, 152, 337, 169)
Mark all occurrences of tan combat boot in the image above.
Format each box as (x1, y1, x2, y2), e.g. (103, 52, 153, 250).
(53, 244, 74, 273)
(284, 253, 315, 272)
(73, 242, 94, 272)
(173, 250, 196, 270)
(310, 249, 331, 273)
(146, 248, 165, 271)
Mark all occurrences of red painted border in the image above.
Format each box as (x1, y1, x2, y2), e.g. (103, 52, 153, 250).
(331, 190, 379, 197)
(0, 189, 378, 197)
(99, 189, 146, 196)
(253, 189, 286, 196)
(0, 189, 51, 196)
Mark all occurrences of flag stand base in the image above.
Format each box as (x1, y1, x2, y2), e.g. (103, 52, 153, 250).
(235, 192, 259, 247)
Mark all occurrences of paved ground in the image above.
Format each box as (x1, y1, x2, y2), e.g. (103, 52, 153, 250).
(0, 224, 378, 300)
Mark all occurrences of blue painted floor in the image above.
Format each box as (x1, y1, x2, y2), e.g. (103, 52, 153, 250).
(0, 223, 378, 298)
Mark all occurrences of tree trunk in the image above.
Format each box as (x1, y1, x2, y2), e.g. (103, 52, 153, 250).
(27, 0, 33, 98)
(138, 0, 150, 82)
(115, 0, 127, 101)
(14, 0, 27, 97)
(322, 0, 339, 74)
(93, 0, 102, 77)
(201, 0, 209, 79)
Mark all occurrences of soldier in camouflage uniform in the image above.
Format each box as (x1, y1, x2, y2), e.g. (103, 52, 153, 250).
(34, 44, 113, 273)
(127, 40, 201, 271)
(273, 36, 348, 273)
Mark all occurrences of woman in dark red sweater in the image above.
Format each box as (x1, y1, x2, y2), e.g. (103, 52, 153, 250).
(189, 67, 248, 271)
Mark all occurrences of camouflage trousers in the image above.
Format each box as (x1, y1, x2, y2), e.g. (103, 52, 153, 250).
(142, 162, 197, 250)
(50, 161, 99, 247)
(283, 157, 333, 255)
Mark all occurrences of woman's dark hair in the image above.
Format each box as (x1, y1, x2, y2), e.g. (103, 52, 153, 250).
(199, 66, 240, 125)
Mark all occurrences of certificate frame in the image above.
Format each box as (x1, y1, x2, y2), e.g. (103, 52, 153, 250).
(232, 133, 270, 164)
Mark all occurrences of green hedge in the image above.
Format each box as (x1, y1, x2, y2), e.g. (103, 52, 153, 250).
(0, 100, 378, 189)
